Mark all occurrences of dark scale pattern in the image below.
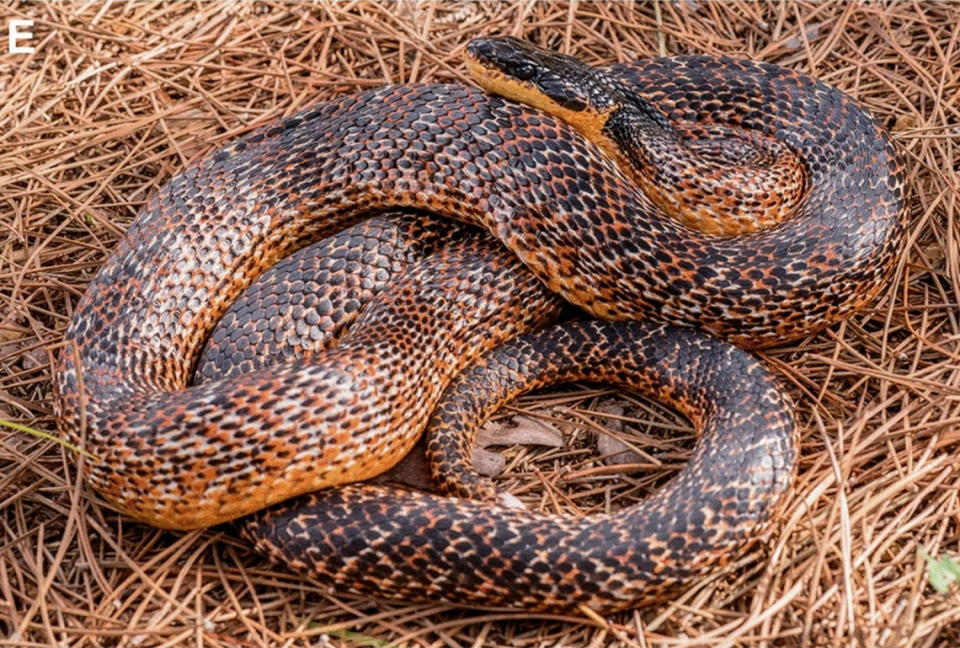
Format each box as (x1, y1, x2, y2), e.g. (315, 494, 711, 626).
(464, 38, 811, 236)
(196, 213, 461, 384)
(59, 234, 562, 529)
(54, 40, 904, 608)
(244, 322, 797, 613)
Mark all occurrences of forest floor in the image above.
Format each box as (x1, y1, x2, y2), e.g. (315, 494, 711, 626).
(2, 2, 959, 646)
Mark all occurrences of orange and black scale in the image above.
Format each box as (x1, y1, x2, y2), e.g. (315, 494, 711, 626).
(196, 213, 462, 384)
(244, 321, 798, 613)
(55, 39, 904, 611)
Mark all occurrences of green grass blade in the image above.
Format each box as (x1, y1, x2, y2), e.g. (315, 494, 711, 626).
(0, 418, 98, 460)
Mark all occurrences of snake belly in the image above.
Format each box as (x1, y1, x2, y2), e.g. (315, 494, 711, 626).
(55, 51, 905, 610)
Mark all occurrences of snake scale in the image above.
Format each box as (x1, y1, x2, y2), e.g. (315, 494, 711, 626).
(54, 38, 906, 612)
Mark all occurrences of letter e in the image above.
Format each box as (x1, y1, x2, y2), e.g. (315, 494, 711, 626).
(9, 20, 35, 54)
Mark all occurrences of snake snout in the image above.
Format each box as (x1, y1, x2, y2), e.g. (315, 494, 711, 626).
(466, 36, 575, 69)
(466, 37, 618, 115)
(465, 37, 544, 76)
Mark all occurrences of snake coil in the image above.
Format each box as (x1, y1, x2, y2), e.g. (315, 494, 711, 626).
(55, 39, 905, 612)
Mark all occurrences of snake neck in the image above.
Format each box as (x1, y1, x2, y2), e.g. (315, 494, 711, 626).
(603, 98, 808, 236)
(466, 36, 808, 237)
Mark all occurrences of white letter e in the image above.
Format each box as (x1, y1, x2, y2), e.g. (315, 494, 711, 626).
(9, 20, 35, 54)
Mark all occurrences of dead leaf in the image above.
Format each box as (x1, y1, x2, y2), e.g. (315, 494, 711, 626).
(784, 23, 821, 49)
(475, 415, 564, 449)
(923, 242, 945, 266)
(472, 447, 506, 477)
(594, 402, 643, 466)
(894, 114, 918, 132)
(472, 415, 564, 476)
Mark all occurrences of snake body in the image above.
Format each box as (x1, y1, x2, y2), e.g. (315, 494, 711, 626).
(55, 39, 905, 611)
(244, 320, 797, 612)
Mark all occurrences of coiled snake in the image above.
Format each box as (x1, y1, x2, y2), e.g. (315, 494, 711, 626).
(55, 38, 906, 612)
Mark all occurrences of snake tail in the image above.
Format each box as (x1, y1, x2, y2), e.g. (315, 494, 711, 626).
(243, 321, 798, 613)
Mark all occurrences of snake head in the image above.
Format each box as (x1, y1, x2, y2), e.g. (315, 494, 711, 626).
(465, 37, 672, 147)
(464, 37, 621, 115)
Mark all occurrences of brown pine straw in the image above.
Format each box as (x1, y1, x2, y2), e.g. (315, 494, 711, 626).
(1, 1, 959, 646)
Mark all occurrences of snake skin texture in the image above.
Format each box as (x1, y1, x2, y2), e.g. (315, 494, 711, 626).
(243, 321, 797, 613)
(59, 233, 562, 529)
(196, 213, 461, 384)
(54, 42, 905, 610)
(465, 38, 810, 236)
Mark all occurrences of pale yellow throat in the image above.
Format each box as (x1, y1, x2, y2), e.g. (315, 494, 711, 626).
(465, 56, 623, 164)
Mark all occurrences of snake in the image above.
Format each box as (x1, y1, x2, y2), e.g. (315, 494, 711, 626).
(54, 37, 906, 612)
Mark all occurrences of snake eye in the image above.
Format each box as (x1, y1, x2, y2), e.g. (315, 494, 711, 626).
(512, 63, 538, 81)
